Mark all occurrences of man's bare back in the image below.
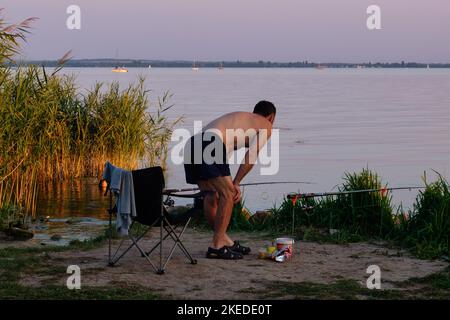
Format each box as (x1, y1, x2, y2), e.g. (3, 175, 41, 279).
(204, 111, 273, 153)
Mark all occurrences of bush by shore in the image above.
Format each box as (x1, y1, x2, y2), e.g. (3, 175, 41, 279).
(226, 169, 450, 260)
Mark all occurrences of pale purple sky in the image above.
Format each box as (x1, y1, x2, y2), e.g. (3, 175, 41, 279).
(3, 0, 450, 62)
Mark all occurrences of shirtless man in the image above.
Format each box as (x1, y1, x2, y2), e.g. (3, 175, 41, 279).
(184, 101, 276, 259)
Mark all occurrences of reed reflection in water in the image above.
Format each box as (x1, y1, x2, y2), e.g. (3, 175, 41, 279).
(36, 178, 109, 219)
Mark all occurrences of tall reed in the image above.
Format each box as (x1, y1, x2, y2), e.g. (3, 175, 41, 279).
(0, 12, 179, 218)
(267, 168, 394, 237)
(1, 66, 178, 216)
(398, 173, 450, 258)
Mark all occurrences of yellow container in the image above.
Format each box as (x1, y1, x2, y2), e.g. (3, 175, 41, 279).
(266, 246, 276, 254)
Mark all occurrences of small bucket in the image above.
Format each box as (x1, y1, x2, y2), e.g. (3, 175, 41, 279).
(276, 237, 295, 251)
(274, 237, 295, 262)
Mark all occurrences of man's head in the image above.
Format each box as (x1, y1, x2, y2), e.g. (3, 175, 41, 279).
(253, 100, 276, 124)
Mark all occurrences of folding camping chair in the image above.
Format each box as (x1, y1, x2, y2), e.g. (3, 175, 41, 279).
(106, 166, 201, 274)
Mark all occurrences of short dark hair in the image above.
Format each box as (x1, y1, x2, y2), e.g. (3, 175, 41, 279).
(253, 100, 276, 117)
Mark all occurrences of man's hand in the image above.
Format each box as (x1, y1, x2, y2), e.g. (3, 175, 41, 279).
(233, 183, 241, 204)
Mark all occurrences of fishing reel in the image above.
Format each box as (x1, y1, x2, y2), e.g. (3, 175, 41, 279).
(163, 196, 175, 207)
(287, 193, 314, 211)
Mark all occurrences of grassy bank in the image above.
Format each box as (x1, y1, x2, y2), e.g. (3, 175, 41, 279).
(0, 231, 162, 299)
(396, 173, 450, 258)
(227, 169, 450, 260)
(243, 266, 450, 299)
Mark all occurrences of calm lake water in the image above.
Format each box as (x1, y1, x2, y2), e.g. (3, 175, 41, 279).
(44, 67, 450, 216)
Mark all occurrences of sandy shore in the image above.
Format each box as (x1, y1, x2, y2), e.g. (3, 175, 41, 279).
(15, 227, 448, 299)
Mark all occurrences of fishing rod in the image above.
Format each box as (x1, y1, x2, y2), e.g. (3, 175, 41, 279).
(163, 181, 315, 195)
(286, 186, 425, 200)
(285, 186, 425, 236)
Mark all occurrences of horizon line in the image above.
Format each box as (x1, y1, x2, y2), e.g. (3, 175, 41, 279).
(16, 58, 450, 68)
(20, 58, 450, 65)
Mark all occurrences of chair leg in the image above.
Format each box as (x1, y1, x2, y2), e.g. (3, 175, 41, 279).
(108, 213, 113, 266)
(144, 226, 177, 256)
(108, 216, 197, 274)
(164, 218, 197, 265)
(129, 235, 159, 273)
(156, 269, 165, 275)
(108, 191, 113, 266)
(109, 238, 137, 266)
(161, 226, 183, 270)
(159, 214, 164, 274)
(108, 223, 151, 266)
(142, 218, 197, 271)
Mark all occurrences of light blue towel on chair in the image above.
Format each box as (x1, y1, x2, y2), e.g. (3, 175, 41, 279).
(102, 161, 136, 236)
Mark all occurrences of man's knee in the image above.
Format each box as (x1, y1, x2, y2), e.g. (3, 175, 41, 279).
(217, 186, 234, 202)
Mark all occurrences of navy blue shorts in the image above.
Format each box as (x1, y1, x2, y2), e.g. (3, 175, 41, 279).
(184, 132, 231, 184)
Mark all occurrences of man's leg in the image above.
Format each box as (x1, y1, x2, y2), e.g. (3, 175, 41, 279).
(198, 180, 235, 247)
(197, 180, 218, 228)
(207, 176, 236, 249)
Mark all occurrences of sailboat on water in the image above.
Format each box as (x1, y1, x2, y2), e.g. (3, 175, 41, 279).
(112, 66, 128, 73)
(218, 62, 224, 70)
(112, 50, 128, 73)
(192, 61, 199, 71)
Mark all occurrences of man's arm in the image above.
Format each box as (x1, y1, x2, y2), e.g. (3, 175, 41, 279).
(232, 128, 272, 202)
(233, 151, 255, 186)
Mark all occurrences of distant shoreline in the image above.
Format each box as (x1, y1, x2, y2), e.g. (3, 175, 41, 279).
(15, 59, 450, 69)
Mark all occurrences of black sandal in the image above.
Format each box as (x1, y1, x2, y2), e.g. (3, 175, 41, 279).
(206, 246, 243, 260)
(229, 241, 251, 255)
